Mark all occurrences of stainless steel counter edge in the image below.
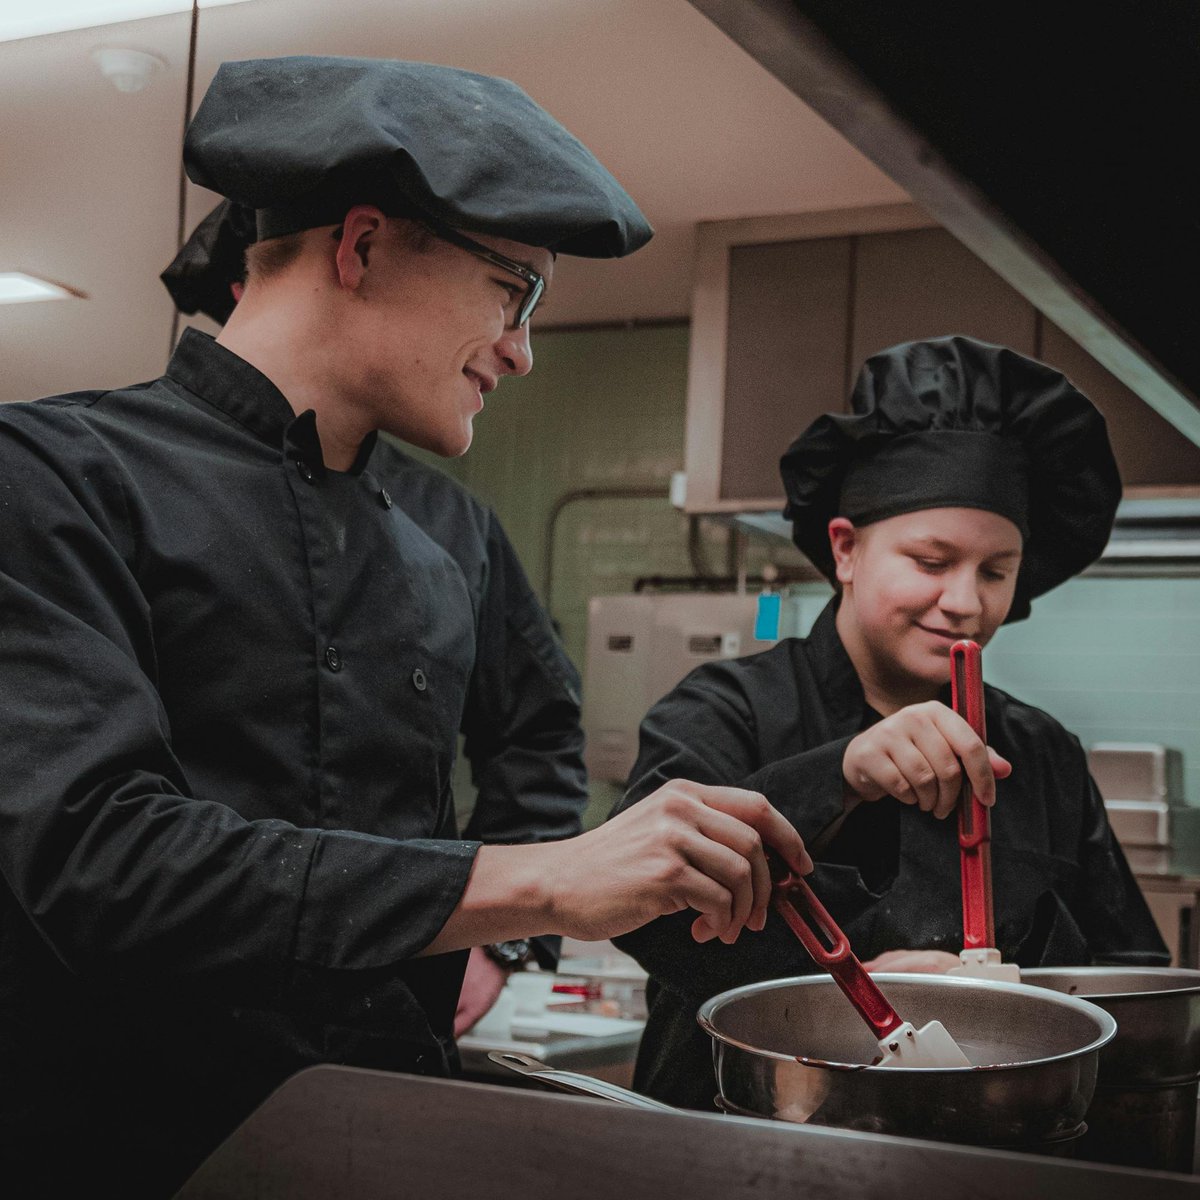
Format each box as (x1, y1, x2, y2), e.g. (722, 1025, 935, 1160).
(177, 1065, 1198, 1199)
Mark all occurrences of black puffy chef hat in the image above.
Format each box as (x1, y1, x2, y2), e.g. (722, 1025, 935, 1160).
(780, 336, 1121, 623)
(160, 200, 255, 324)
(184, 56, 652, 257)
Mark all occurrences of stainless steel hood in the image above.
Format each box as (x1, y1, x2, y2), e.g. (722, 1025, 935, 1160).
(685, 1, 1200, 448)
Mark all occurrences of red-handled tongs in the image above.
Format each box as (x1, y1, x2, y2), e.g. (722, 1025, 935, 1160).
(773, 864, 971, 1067)
(946, 640, 1020, 982)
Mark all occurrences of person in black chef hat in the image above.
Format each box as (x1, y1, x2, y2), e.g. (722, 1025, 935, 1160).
(0, 58, 810, 1197)
(162, 194, 597, 1040)
(161, 197, 256, 323)
(611, 335, 1168, 1111)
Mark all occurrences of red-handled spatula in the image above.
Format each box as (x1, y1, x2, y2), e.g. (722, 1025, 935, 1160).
(772, 864, 971, 1068)
(946, 639, 1020, 983)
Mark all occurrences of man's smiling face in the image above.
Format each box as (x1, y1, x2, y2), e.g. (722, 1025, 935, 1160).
(347, 217, 554, 456)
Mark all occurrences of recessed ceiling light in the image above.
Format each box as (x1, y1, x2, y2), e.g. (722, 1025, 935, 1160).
(0, 1, 254, 45)
(0, 273, 81, 304)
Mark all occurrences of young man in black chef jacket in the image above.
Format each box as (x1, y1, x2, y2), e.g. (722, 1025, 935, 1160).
(612, 336, 1168, 1109)
(162, 196, 581, 1037)
(0, 58, 810, 1196)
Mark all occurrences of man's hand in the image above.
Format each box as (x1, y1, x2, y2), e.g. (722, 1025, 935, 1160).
(861, 949, 962, 974)
(540, 780, 812, 946)
(842, 700, 1012, 820)
(419, 780, 811, 957)
(454, 946, 508, 1037)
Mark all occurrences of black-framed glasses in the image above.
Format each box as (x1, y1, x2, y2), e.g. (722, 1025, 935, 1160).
(421, 217, 545, 329)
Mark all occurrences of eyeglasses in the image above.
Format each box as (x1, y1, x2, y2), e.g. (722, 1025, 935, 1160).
(421, 217, 546, 329)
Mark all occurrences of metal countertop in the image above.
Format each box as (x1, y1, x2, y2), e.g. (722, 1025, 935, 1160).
(178, 1066, 1199, 1199)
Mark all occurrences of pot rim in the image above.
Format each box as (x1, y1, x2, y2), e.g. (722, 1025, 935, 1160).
(696, 972, 1117, 1073)
(1021, 965, 1200, 1002)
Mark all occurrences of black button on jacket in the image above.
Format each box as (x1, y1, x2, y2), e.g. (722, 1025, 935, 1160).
(0, 330, 586, 1195)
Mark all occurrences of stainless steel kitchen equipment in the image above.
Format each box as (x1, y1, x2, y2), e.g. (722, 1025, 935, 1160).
(1023, 966, 1200, 1172)
(175, 1065, 1200, 1200)
(487, 1051, 674, 1112)
(698, 974, 1116, 1150)
(582, 592, 760, 782)
(1088, 742, 1183, 849)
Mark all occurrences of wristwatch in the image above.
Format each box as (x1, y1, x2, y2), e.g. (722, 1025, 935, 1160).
(484, 939, 534, 969)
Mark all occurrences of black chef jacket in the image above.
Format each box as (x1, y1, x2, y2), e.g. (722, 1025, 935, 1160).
(612, 599, 1168, 1109)
(0, 329, 586, 1195)
(384, 440, 586, 981)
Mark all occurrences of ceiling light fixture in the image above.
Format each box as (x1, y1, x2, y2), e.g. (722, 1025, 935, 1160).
(92, 45, 166, 91)
(0, 0, 254, 45)
(0, 273, 82, 304)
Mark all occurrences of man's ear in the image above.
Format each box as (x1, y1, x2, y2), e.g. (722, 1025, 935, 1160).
(334, 205, 387, 291)
(828, 517, 859, 585)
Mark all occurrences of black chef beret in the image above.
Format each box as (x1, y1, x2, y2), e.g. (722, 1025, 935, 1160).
(183, 56, 652, 257)
(780, 336, 1121, 622)
(160, 200, 256, 324)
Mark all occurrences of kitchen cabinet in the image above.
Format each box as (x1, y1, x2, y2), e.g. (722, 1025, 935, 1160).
(1127, 812, 1200, 967)
(850, 226, 1036, 370)
(684, 204, 1200, 512)
(1138, 877, 1200, 968)
(720, 235, 850, 503)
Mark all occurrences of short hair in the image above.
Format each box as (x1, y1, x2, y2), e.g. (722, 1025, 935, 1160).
(244, 231, 305, 282)
(244, 215, 436, 284)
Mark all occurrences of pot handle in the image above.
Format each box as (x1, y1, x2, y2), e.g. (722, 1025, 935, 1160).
(487, 1052, 677, 1113)
(771, 867, 903, 1041)
(951, 639, 996, 952)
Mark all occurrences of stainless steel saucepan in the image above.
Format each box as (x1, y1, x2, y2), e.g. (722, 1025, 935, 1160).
(698, 973, 1116, 1150)
(491, 972, 1116, 1154)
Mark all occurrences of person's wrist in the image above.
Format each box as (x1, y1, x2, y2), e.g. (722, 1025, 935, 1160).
(526, 838, 567, 937)
(468, 842, 559, 941)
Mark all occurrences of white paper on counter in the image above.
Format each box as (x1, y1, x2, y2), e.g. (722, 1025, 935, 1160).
(509, 1011, 645, 1039)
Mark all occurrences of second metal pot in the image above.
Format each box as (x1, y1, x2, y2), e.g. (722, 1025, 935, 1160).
(1022, 966, 1200, 1171)
(1021, 966, 1200, 1085)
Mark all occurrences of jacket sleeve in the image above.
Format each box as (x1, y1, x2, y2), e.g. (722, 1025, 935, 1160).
(459, 510, 588, 968)
(611, 664, 855, 1002)
(0, 412, 478, 1017)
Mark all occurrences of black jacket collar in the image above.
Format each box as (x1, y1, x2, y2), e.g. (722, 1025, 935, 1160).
(165, 328, 377, 474)
(805, 596, 873, 737)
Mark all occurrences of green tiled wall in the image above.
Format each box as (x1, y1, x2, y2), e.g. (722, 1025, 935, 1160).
(779, 578, 1200, 807)
(412, 325, 690, 673)
(985, 577, 1200, 807)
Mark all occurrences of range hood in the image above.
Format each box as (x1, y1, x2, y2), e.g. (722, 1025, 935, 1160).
(686, 1, 1200, 448)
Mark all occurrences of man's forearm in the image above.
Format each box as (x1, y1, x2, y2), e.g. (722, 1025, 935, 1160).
(418, 781, 812, 959)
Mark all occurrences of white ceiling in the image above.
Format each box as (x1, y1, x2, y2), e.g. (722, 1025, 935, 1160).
(0, 0, 906, 403)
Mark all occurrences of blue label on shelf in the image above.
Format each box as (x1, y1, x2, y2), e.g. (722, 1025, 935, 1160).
(754, 593, 781, 641)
